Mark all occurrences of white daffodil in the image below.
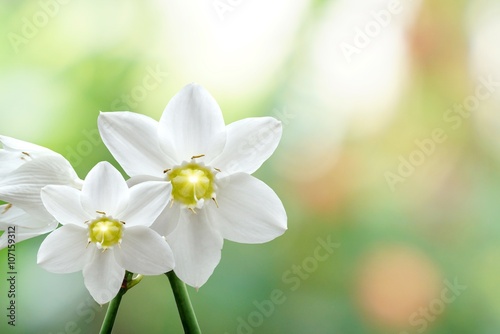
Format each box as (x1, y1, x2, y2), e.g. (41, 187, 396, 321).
(37, 161, 175, 304)
(0, 135, 83, 246)
(98, 83, 287, 288)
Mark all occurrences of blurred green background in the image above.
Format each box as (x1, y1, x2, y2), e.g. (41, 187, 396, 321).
(1, 0, 500, 333)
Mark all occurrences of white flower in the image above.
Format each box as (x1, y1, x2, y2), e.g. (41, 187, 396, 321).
(37, 161, 175, 304)
(98, 83, 287, 288)
(0, 135, 83, 247)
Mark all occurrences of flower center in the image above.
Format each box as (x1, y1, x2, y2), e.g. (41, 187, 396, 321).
(167, 162, 216, 209)
(88, 217, 123, 249)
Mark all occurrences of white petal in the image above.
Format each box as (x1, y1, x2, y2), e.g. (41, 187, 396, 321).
(150, 204, 181, 237)
(37, 224, 89, 273)
(98, 112, 174, 177)
(114, 226, 174, 275)
(126, 175, 163, 187)
(0, 155, 79, 188)
(81, 162, 129, 217)
(0, 135, 54, 153)
(210, 117, 282, 174)
(83, 248, 125, 304)
(120, 181, 171, 227)
(158, 83, 227, 161)
(0, 184, 50, 220)
(0, 151, 25, 177)
(0, 135, 60, 177)
(0, 221, 58, 250)
(166, 209, 223, 288)
(211, 173, 287, 244)
(0, 204, 53, 229)
(41, 185, 90, 226)
(0, 155, 80, 219)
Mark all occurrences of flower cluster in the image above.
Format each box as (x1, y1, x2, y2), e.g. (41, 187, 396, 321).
(0, 83, 287, 303)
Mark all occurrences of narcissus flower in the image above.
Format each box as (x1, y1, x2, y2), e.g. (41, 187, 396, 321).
(0, 135, 83, 248)
(37, 162, 175, 304)
(98, 83, 287, 288)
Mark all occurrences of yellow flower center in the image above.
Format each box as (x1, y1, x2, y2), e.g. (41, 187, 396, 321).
(88, 217, 123, 249)
(168, 162, 215, 209)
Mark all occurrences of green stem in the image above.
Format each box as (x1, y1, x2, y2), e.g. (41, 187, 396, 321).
(166, 271, 201, 334)
(99, 271, 134, 334)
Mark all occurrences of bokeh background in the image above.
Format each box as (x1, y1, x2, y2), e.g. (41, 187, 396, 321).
(1, 0, 500, 333)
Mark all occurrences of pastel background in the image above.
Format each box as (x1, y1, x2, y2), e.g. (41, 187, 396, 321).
(1, 0, 500, 333)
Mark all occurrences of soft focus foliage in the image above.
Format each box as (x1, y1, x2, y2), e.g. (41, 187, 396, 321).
(0, 0, 498, 333)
